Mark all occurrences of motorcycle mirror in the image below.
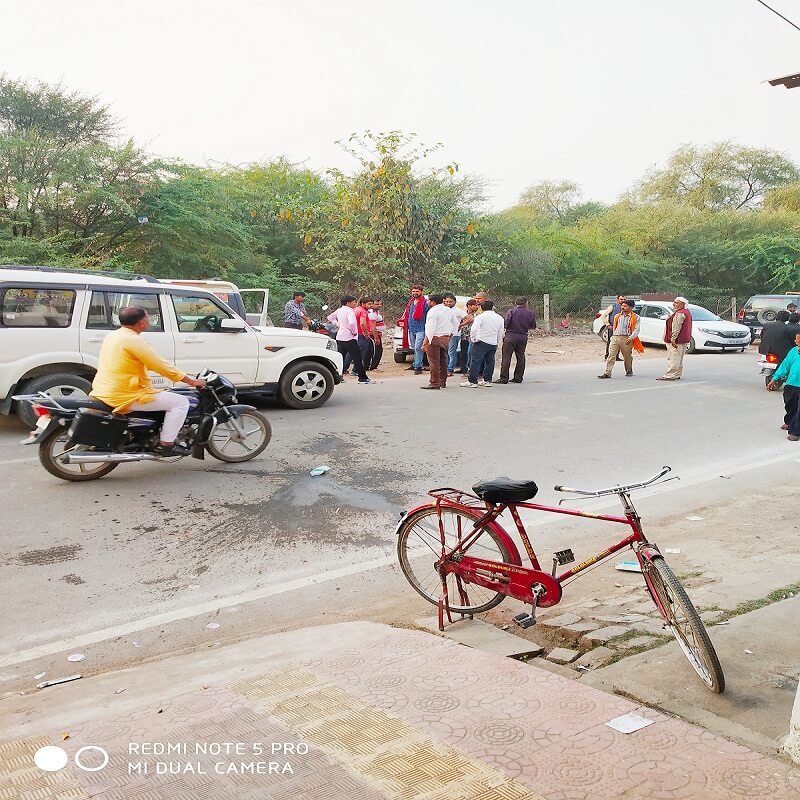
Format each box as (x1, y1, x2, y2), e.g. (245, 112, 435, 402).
(321, 304, 329, 311)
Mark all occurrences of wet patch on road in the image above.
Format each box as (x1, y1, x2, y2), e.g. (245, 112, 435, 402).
(17, 543, 82, 565)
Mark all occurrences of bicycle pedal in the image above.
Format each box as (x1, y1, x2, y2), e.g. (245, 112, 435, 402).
(513, 613, 537, 629)
(553, 548, 575, 565)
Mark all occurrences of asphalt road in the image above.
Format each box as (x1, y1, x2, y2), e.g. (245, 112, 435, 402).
(1, 346, 796, 693)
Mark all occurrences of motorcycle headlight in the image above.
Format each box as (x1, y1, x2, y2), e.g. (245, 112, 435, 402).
(326, 339, 338, 352)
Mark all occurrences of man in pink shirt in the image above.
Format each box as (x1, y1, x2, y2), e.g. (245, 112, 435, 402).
(328, 296, 371, 384)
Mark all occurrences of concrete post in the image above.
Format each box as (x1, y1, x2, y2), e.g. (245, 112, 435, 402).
(731, 297, 737, 322)
(785, 683, 800, 764)
(543, 294, 551, 333)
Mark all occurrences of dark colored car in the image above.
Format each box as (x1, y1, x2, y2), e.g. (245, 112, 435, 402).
(738, 294, 800, 339)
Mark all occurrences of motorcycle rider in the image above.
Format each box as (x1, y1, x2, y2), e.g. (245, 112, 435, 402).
(90, 306, 205, 456)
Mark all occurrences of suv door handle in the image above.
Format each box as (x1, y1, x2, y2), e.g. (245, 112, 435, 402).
(182, 338, 204, 343)
(87, 337, 106, 343)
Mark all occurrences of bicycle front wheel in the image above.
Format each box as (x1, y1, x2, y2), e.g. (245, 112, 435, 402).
(642, 556, 725, 693)
(397, 506, 510, 614)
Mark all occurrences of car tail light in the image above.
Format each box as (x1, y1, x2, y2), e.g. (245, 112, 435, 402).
(396, 318, 404, 327)
(738, 308, 745, 320)
(766, 354, 779, 364)
(33, 405, 51, 417)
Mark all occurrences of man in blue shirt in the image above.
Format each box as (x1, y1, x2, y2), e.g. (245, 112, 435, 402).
(768, 331, 800, 441)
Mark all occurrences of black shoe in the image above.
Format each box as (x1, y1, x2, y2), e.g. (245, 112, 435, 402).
(414, 369, 423, 375)
(155, 443, 191, 457)
(626, 371, 633, 376)
(510, 379, 523, 383)
(496, 378, 509, 384)
(597, 374, 611, 379)
(420, 385, 440, 390)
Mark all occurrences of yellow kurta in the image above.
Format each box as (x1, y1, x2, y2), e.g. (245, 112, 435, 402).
(90, 327, 186, 413)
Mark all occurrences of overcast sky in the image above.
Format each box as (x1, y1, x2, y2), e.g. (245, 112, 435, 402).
(5, 0, 800, 210)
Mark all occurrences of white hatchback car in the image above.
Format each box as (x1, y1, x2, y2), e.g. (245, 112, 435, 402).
(594, 301, 750, 353)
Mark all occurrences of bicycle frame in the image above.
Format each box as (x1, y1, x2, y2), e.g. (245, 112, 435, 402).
(423, 486, 660, 630)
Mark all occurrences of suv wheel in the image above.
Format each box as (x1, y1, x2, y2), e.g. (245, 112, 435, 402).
(757, 309, 777, 324)
(17, 373, 92, 428)
(394, 352, 408, 363)
(279, 361, 334, 409)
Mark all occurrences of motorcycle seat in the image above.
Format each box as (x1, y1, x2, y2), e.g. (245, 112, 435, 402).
(45, 397, 114, 412)
(472, 477, 539, 504)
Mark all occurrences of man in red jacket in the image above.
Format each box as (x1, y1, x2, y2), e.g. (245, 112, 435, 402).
(657, 297, 693, 381)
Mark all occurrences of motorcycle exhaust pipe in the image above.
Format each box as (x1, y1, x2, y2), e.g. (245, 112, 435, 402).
(61, 452, 164, 464)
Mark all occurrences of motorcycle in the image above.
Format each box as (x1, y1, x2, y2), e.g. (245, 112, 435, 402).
(14, 370, 271, 482)
(758, 352, 781, 388)
(308, 304, 337, 338)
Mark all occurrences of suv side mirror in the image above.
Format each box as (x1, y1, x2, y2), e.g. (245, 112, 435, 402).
(220, 317, 246, 332)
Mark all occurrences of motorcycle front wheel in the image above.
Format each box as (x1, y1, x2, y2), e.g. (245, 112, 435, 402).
(206, 410, 271, 463)
(39, 428, 119, 482)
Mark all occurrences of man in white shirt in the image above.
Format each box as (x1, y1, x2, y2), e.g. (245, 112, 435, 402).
(421, 294, 455, 389)
(443, 293, 466, 377)
(462, 301, 503, 387)
(328, 296, 371, 384)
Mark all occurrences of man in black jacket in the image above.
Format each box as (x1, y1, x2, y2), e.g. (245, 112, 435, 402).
(759, 312, 795, 365)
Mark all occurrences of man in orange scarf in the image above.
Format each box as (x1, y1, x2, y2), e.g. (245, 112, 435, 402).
(598, 300, 643, 378)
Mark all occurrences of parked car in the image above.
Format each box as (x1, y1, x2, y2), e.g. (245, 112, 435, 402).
(592, 301, 751, 352)
(392, 295, 472, 363)
(0, 266, 342, 428)
(738, 293, 800, 340)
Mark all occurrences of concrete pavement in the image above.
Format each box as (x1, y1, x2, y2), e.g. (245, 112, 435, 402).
(3, 622, 799, 800)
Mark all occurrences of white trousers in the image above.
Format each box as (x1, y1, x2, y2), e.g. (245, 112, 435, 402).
(663, 343, 687, 379)
(129, 392, 191, 442)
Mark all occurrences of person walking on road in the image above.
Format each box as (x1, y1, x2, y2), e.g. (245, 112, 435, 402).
(329, 296, 371, 384)
(600, 294, 626, 361)
(598, 299, 640, 379)
(768, 332, 800, 440)
(657, 297, 692, 381)
(498, 297, 536, 383)
(421, 295, 454, 390)
(402, 284, 429, 375)
(284, 291, 311, 329)
(462, 300, 503, 388)
(443, 293, 466, 377)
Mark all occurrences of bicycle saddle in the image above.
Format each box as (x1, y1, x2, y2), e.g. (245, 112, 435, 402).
(472, 477, 539, 504)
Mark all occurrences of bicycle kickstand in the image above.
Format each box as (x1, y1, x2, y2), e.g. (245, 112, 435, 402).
(438, 570, 453, 631)
(513, 584, 546, 629)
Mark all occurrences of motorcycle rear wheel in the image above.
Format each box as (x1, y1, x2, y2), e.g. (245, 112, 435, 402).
(206, 410, 271, 463)
(39, 428, 119, 482)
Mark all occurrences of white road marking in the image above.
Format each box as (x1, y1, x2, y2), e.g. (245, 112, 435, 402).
(3, 447, 797, 668)
(591, 381, 708, 396)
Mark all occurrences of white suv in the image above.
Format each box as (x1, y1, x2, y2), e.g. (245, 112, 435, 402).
(0, 266, 342, 427)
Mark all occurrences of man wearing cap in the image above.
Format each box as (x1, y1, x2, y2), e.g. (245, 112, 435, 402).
(657, 297, 693, 381)
(597, 299, 640, 379)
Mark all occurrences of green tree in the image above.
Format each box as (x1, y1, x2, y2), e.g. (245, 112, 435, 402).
(633, 142, 800, 210)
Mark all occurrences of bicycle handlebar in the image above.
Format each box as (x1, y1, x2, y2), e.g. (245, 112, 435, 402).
(554, 465, 673, 497)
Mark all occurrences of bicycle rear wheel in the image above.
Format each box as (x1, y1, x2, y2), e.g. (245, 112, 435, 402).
(642, 556, 725, 693)
(397, 506, 510, 614)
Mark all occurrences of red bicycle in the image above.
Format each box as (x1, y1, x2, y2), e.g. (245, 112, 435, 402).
(396, 466, 724, 693)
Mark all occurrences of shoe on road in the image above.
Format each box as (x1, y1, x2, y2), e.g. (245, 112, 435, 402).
(477, 380, 491, 387)
(358, 379, 374, 384)
(496, 378, 509, 384)
(626, 371, 633, 376)
(414, 369, 423, 375)
(510, 379, 523, 383)
(460, 381, 478, 388)
(597, 374, 611, 379)
(781, 424, 789, 430)
(420, 385, 440, 390)
(789, 434, 800, 441)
